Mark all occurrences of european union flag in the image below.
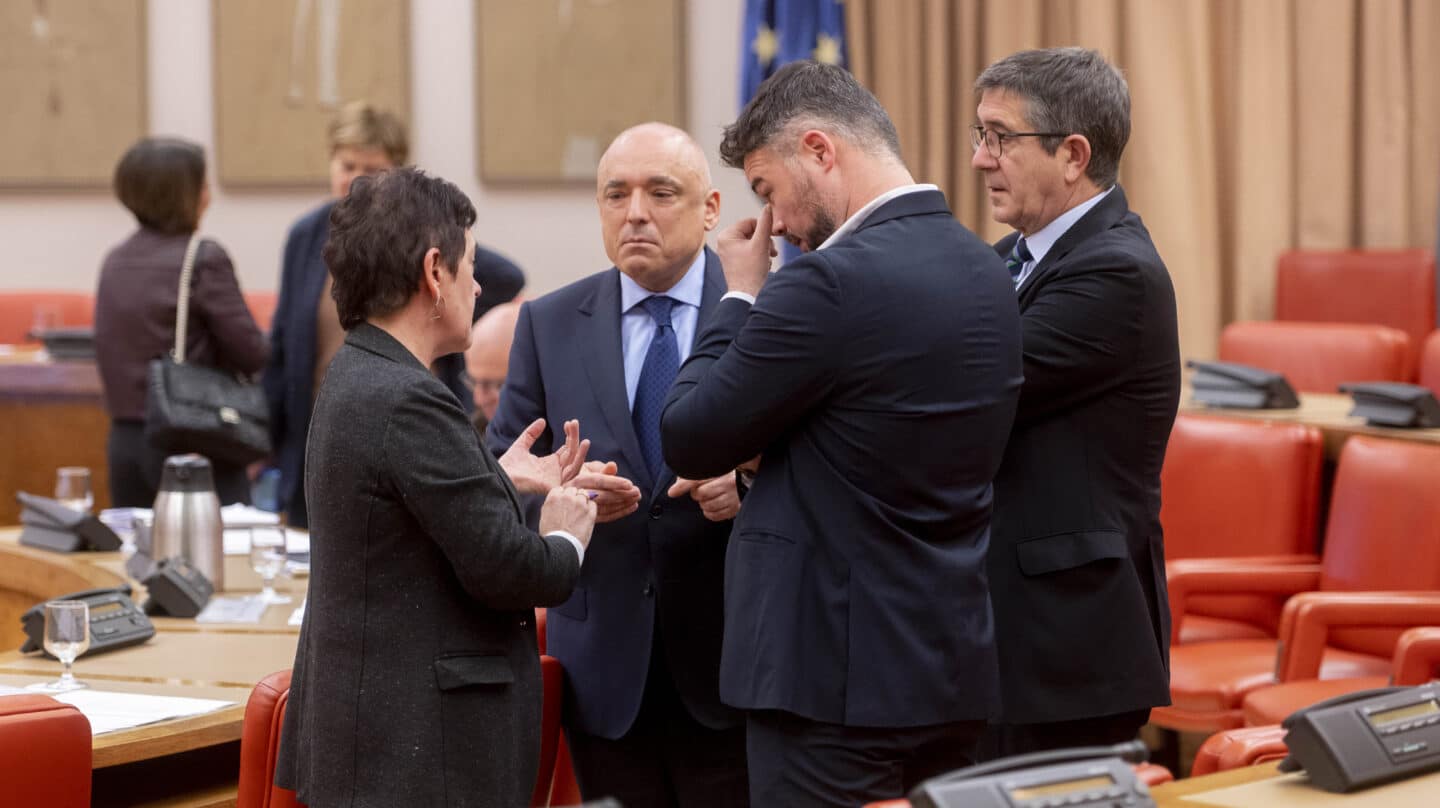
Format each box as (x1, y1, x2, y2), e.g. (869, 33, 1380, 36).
(739, 0, 847, 262)
(740, 0, 848, 106)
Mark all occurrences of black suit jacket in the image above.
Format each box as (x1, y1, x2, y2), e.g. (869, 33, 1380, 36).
(988, 185, 1180, 724)
(276, 324, 579, 808)
(485, 249, 739, 739)
(662, 191, 1022, 728)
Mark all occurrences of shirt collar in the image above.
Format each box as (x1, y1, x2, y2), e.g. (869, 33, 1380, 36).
(816, 183, 940, 251)
(1021, 186, 1113, 267)
(619, 248, 707, 312)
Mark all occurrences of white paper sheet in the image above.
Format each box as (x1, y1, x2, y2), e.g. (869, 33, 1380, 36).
(0, 688, 235, 735)
(288, 598, 307, 626)
(222, 527, 310, 556)
(194, 596, 268, 624)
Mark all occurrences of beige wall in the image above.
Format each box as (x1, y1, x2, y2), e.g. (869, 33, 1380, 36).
(0, 0, 756, 297)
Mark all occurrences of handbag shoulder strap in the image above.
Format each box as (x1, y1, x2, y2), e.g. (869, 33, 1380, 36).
(172, 234, 204, 364)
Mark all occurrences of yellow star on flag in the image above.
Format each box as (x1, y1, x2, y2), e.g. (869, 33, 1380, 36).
(753, 24, 779, 67)
(813, 32, 841, 65)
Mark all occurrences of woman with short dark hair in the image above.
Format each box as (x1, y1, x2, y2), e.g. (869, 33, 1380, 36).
(94, 137, 267, 507)
(262, 102, 526, 528)
(276, 167, 598, 807)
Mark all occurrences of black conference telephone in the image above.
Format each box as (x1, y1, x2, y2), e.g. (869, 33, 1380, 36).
(19, 585, 155, 658)
(141, 556, 215, 618)
(1280, 683, 1440, 792)
(1338, 381, 1440, 428)
(1186, 359, 1300, 409)
(908, 740, 1156, 808)
(16, 492, 122, 553)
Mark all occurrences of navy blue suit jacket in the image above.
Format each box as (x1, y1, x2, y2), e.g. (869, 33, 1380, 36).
(485, 248, 740, 739)
(988, 185, 1179, 724)
(662, 191, 1023, 727)
(263, 200, 525, 520)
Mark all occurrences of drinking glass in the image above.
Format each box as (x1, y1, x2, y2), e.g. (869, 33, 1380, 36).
(249, 527, 292, 605)
(27, 601, 90, 692)
(55, 467, 94, 513)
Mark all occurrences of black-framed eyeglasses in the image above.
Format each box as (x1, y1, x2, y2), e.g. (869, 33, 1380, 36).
(970, 125, 1070, 158)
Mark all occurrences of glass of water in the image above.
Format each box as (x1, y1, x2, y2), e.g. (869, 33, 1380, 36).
(27, 601, 90, 692)
(54, 467, 94, 513)
(249, 527, 292, 605)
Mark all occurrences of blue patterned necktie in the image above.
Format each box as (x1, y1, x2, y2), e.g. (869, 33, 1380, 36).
(1006, 237, 1033, 289)
(632, 295, 679, 482)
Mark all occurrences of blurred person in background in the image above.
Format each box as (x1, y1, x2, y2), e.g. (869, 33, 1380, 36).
(263, 101, 524, 527)
(277, 167, 596, 807)
(95, 136, 267, 507)
(464, 299, 522, 433)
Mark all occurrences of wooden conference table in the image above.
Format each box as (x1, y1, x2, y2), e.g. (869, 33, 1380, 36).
(1180, 390, 1440, 460)
(0, 529, 301, 807)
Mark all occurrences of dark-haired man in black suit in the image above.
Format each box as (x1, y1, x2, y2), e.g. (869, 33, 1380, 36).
(661, 61, 1023, 807)
(970, 47, 1181, 757)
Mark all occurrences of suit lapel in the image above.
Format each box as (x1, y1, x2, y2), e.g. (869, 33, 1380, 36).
(1015, 185, 1130, 308)
(578, 271, 652, 487)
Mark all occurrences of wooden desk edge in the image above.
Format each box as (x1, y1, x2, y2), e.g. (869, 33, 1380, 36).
(92, 704, 246, 768)
(1151, 761, 1284, 804)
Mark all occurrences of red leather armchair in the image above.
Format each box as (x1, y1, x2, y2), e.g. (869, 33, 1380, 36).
(1191, 725, 1290, 776)
(1242, 617, 1440, 727)
(1154, 436, 1440, 733)
(1275, 248, 1436, 379)
(239, 670, 304, 808)
(0, 694, 91, 808)
(0, 291, 95, 344)
(1421, 331, 1440, 398)
(1218, 321, 1411, 393)
(1162, 415, 1323, 643)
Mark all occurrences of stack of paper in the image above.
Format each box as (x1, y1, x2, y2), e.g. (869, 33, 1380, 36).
(0, 686, 233, 735)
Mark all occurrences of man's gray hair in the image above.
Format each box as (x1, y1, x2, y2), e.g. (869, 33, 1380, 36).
(720, 61, 901, 169)
(975, 47, 1130, 188)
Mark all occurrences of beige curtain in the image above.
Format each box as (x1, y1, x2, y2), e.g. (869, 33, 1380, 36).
(845, 0, 1440, 360)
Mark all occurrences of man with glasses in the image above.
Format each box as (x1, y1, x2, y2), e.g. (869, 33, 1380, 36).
(970, 47, 1181, 756)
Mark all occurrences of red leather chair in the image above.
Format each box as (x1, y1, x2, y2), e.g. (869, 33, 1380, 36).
(1191, 725, 1290, 776)
(0, 291, 95, 344)
(0, 694, 91, 808)
(245, 290, 279, 333)
(1162, 415, 1323, 642)
(238, 670, 304, 808)
(1275, 248, 1436, 379)
(1421, 331, 1440, 398)
(859, 764, 1174, 807)
(1242, 621, 1440, 727)
(1218, 321, 1411, 393)
(1156, 436, 1440, 733)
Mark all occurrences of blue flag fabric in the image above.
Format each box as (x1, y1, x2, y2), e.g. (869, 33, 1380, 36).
(739, 0, 847, 263)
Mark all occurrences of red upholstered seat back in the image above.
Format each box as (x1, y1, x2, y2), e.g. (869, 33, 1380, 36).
(1219, 321, 1411, 393)
(238, 669, 305, 808)
(1420, 331, 1440, 398)
(0, 693, 92, 808)
(1321, 437, 1440, 657)
(1192, 725, 1290, 776)
(0, 291, 95, 344)
(1276, 249, 1435, 379)
(1161, 415, 1323, 632)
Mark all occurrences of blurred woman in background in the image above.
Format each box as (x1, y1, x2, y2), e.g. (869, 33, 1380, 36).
(94, 137, 267, 506)
(263, 102, 524, 527)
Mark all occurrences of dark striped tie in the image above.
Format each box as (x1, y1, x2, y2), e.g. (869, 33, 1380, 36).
(1006, 237, 1033, 288)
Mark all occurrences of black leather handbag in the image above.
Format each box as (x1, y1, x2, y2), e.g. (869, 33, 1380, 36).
(144, 234, 271, 466)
